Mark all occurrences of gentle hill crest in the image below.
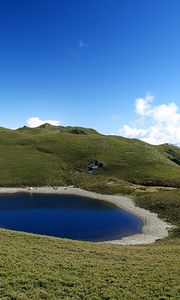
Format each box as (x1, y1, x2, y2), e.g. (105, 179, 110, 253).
(17, 123, 99, 135)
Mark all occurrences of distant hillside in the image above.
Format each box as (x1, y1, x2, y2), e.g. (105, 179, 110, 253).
(157, 143, 180, 166)
(0, 124, 179, 189)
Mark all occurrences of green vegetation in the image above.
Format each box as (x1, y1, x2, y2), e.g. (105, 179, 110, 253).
(134, 188, 180, 239)
(0, 124, 179, 188)
(157, 143, 180, 166)
(0, 229, 179, 300)
(0, 124, 180, 299)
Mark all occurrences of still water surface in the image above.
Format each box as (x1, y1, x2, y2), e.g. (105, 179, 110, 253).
(0, 193, 143, 241)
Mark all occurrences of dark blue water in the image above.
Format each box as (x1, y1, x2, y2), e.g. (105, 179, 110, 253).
(0, 193, 143, 241)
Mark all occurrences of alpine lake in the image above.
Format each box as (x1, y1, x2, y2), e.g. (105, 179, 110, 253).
(0, 193, 143, 242)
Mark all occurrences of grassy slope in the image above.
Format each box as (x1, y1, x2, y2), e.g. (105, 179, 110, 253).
(134, 188, 180, 238)
(0, 125, 180, 299)
(157, 143, 180, 166)
(0, 125, 179, 188)
(0, 230, 179, 300)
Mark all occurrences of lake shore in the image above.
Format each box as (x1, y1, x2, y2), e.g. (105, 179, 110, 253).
(0, 186, 173, 245)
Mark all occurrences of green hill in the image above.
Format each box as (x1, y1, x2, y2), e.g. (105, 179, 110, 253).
(0, 124, 179, 189)
(157, 143, 180, 165)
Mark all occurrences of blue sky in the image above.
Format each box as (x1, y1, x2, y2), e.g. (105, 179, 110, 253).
(0, 0, 180, 144)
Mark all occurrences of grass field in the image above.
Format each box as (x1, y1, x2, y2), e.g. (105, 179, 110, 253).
(0, 229, 179, 300)
(0, 125, 180, 299)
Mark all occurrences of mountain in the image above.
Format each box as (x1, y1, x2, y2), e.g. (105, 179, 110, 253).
(0, 124, 179, 188)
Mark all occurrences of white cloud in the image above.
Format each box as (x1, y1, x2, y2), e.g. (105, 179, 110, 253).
(119, 125, 148, 138)
(119, 93, 180, 146)
(135, 93, 154, 116)
(27, 117, 60, 128)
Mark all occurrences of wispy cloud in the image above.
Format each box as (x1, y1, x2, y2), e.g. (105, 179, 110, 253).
(119, 93, 180, 146)
(69, 39, 90, 58)
(78, 38, 90, 48)
(111, 115, 121, 121)
(27, 117, 61, 128)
